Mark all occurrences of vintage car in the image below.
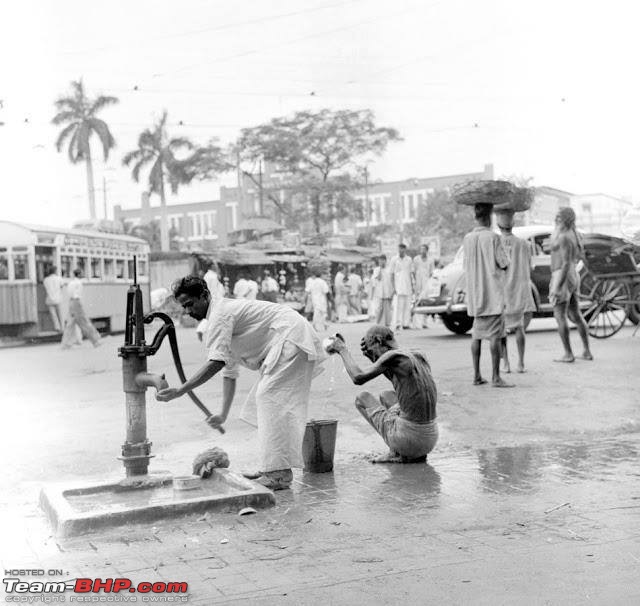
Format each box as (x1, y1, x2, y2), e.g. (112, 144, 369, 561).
(413, 225, 640, 335)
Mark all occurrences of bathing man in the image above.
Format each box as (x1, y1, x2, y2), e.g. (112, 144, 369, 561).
(327, 326, 438, 464)
(157, 276, 325, 490)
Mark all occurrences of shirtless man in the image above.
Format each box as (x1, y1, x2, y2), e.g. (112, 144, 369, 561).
(327, 326, 438, 464)
(550, 207, 593, 362)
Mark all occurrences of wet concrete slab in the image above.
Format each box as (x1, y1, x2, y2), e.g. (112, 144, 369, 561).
(40, 470, 275, 537)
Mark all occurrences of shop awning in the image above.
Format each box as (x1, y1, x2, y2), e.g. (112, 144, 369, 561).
(320, 248, 373, 264)
(215, 248, 275, 266)
(266, 254, 309, 263)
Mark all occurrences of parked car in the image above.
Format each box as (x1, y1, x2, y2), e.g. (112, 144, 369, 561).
(413, 226, 640, 334)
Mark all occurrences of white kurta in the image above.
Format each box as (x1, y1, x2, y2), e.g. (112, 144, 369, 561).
(205, 298, 325, 471)
(390, 255, 413, 296)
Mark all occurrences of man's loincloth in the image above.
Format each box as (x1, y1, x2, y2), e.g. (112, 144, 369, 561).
(472, 314, 506, 340)
(549, 268, 579, 306)
(367, 404, 438, 458)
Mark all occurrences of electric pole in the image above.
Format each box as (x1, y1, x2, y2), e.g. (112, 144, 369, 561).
(258, 159, 264, 216)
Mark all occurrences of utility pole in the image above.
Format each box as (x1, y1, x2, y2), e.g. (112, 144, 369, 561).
(103, 176, 108, 220)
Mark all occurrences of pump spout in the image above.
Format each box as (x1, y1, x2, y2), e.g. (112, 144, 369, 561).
(135, 372, 169, 392)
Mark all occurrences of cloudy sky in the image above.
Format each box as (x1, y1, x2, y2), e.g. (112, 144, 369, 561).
(1, 0, 639, 227)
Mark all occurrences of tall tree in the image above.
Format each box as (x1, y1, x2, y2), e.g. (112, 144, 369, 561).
(52, 80, 119, 221)
(122, 111, 195, 252)
(404, 189, 477, 257)
(237, 109, 401, 235)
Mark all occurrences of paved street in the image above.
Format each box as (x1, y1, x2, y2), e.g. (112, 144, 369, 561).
(1, 318, 640, 604)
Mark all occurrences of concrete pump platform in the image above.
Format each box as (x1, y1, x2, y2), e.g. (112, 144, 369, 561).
(40, 470, 275, 537)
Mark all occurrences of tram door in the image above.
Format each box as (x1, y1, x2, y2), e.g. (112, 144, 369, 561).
(35, 246, 56, 332)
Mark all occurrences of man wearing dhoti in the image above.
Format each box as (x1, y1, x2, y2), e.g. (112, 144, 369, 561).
(390, 243, 414, 330)
(412, 244, 434, 328)
(462, 203, 512, 387)
(157, 276, 325, 490)
(496, 209, 536, 373)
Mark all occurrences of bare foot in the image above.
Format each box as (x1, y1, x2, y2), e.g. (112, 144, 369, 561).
(517, 365, 526, 373)
(492, 378, 515, 388)
(473, 377, 488, 386)
(372, 451, 403, 464)
(503, 366, 511, 374)
(581, 352, 594, 361)
(553, 355, 575, 363)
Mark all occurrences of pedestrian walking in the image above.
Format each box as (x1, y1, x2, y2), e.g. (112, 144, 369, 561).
(305, 270, 330, 332)
(374, 255, 394, 327)
(260, 270, 280, 303)
(61, 269, 102, 349)
(326, 326, 438, 463)
(347, 267, 363, 315)
(412, 244, 434, 328)
(157, 276, 325, 491)
(462, 203, 511, 387)
(390, 243, 413, 329)
(43, 265, 64, 332)
(333, 265, 349, 322)
(550, 207, 593, 362)
(496, 209, 536, 373)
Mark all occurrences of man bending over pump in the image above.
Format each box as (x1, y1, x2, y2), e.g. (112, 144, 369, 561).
(327, 326, 438, 463)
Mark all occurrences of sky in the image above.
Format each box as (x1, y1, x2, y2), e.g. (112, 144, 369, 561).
(1, 0, 640, 228)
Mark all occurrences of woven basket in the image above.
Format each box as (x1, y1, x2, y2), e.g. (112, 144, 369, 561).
(494, 186, 534, 212)
(452, 180, 515, 206)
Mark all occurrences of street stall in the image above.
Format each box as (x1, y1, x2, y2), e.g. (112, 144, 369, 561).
(264, 251, 310, 313)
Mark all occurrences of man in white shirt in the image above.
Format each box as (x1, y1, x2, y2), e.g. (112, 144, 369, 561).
(61, 269, 102, 349)
(305, 270, 330, 332)
(412, 245, 434, 328)
(374, 255, 394, 327)
(390, 243, 414, 330)
(43, 265, 65, 332)
(260, 269, 280, 303)
(232, 271, 252, 299)
(347, 267, 363, 315)
(157, 276, 325, 491)
(197, 262, 226, 342)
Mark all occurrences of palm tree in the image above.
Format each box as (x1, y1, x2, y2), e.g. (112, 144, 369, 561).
(123, 111, 195, 252)
(52, 80, 118, 221)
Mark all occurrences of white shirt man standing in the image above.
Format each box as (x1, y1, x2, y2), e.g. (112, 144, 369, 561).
(412, 244, 434, 328)
(43, 265, 65, 332)
(390, 243, 414, 330)
(373, 255, 394, 327)
(260, 270, 280, 303)
(305, 271, 330, 332)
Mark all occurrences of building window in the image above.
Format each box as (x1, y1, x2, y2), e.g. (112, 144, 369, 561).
(76, 256, 88, 276)
(209, 212, 216, 233)
(12, 248, 29, 280)
(128, 259, 135, 280)
(61, 255, 73, 278)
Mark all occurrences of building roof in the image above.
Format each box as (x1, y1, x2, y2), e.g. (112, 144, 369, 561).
(231, 217, 283, 234)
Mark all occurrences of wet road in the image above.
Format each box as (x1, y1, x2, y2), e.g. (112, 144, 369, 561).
(1, 318, 639, 603)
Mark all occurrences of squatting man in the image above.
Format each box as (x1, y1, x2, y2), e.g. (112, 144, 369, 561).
(156, 276, 325, 491)
(326, 325, 438, 463)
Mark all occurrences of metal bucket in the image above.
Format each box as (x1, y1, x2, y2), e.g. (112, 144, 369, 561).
(302, 419, 338, 473)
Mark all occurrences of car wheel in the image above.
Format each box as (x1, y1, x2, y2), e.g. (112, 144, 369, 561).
(441, 313, 474, 335)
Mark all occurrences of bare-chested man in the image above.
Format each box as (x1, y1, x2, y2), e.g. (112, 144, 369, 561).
(550, 207, 593, 362)
(327, 326, 438, 464)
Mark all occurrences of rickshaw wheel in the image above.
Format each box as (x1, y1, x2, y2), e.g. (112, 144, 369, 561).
(585, 279, 630, 339)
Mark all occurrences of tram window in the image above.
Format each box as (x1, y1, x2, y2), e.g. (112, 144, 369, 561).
(104, 258, 115, 279)
(116, 259, 125, 279)
(0, 248, 8, 280)
(90, 257, 102, 279)
(76, 256, 87, 276)
(13, 249, 29, 280)
(61, 255, 73, 278)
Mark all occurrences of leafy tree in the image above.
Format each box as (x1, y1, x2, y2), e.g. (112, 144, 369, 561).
(122, 111, 195, 252)
(404, 189, 477, 258)
(121, 219, 179, 252)
(52, 80, 119, 221)
(237, 109, 401, 235)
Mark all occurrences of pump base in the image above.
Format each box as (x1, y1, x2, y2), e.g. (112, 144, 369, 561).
(40, 470, 275, 537)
